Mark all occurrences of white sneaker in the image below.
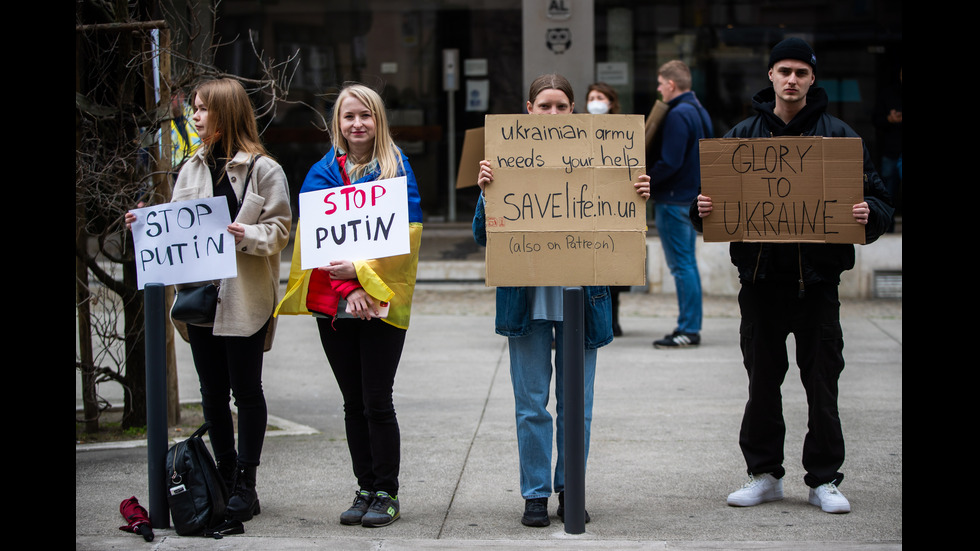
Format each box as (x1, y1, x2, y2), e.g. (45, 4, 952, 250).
(808, 482, 851, 513)
(727, 473, 784, 507)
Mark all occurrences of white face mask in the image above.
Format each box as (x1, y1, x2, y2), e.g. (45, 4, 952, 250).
(587, 100, 610, 114)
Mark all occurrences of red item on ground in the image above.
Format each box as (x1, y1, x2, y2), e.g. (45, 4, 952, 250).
(118, 496, 154, 541)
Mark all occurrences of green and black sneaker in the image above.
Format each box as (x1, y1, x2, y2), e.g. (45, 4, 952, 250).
(361, 491, 400, 527)
(340, 489, 374, 525)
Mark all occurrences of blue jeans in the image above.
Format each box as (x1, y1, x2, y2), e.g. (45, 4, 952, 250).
(507, 319, 597, 499)
(655, 202, 702, 334)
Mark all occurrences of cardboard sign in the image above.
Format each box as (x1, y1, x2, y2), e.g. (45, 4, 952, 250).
(299, 176, 410, 269)
(483, 114, 647, 286)
(644, 100, 670, 147)
(699, 137, 865, 244)
(131, 197, 237, 290)
(456, 127, 485, 189)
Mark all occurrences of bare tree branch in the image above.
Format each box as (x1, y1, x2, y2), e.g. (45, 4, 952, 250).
(76, 0, 318, 429)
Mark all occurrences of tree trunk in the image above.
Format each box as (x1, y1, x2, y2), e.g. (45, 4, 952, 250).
(122, 260, 147, 430)
(77, 220, 99, 433)
(142, 28, 181, 426)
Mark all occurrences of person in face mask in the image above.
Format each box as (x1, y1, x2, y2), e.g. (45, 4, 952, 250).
(585, 81, 620, 115)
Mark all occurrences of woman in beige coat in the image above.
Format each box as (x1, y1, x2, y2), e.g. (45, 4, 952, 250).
(127, 78, 291, 524)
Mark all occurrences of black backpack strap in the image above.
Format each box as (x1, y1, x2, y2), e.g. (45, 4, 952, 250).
(237, 154, 262, 210)
(246, 154, 260, 186)
(190, 421, 211, 440)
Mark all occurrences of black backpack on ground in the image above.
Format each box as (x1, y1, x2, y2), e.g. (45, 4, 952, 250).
(166, 422, 228, 536)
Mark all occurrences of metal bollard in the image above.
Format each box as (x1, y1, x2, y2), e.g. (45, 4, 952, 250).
(144, 283, 170, 528)
(562, 286, 586, 534)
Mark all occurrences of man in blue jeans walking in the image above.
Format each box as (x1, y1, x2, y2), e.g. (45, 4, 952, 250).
(648, 60, 713, 348)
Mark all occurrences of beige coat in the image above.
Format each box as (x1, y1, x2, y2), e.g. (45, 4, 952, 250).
(171, 150, 292, 347)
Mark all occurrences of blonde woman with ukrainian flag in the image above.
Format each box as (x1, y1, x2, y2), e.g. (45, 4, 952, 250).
(275, 83, 422, 528)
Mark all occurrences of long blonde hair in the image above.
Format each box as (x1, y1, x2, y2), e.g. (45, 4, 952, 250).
(192, 78, 270, 161)
(330, 83, 403, 180)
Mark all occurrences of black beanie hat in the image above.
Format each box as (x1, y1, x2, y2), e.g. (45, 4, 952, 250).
(769, 37, 817, 71)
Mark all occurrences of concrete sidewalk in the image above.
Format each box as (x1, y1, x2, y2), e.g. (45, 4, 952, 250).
(76, 291, 902, 550)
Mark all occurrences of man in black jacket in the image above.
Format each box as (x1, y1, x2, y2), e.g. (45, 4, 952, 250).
(691, 38, 893, 514)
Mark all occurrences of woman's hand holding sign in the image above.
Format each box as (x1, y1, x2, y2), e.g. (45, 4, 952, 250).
(477, 159, 494, 192)
(320, 259, 356, 280)
(634, 174, 651, 199)
(227, 222, 246, 244)
(124, 202, 145, 230)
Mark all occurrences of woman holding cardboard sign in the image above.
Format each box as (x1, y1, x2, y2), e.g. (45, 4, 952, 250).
(473, 73, 650, 527)
(126, 78, 291, 525)
(275, 84, 422, 527)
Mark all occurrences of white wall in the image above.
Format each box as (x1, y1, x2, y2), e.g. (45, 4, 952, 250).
(646, 234, 903, 299)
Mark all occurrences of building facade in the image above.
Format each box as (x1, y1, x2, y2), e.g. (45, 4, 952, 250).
(210, 0, 902, 221)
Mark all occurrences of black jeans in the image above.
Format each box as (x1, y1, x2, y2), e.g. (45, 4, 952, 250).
(737, 282, 846, 488)
(186, 319, 269, 466)
(317, 317, 406, 495)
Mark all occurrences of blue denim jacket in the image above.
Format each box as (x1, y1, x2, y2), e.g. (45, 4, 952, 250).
(473, 195, 614, 349)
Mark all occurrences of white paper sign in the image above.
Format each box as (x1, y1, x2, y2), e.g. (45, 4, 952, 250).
(299, 176, 410, 269)
(130, 197, 238, 290)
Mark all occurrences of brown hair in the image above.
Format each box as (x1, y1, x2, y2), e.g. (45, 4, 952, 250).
(528, 73, 575, 104)
(587, 82, 621, 114)
(192, 78, 269, 161)
(657, 60, 692, 92)
(330, 83, 403, 180)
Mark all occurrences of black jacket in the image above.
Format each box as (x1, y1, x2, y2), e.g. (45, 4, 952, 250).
(691, 86, 894, 286)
